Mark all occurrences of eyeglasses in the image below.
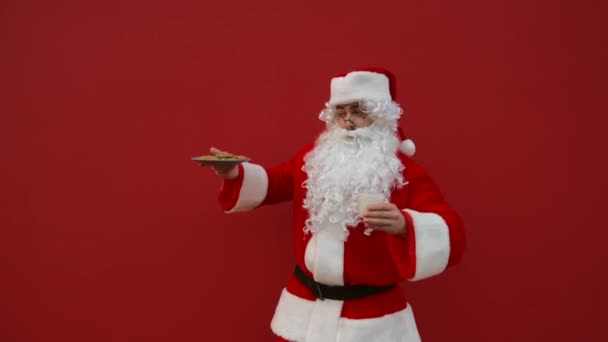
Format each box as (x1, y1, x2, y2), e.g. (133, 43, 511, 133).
(335, 106, 368, 121)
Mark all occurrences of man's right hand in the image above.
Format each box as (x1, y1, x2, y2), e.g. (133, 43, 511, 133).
(208, 147, 240, 180)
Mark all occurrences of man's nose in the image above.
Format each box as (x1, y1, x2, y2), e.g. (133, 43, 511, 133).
(343, 111, 352, 121)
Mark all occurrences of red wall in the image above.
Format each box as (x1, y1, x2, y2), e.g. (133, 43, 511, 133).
(2, 0, 607, 341)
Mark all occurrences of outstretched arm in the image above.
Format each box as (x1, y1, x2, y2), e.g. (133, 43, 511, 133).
(207, 147, 300, 213)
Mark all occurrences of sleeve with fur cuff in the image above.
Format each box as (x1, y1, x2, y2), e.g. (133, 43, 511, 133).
(387, 209, 452, 281)
(218, 162, 269, 213)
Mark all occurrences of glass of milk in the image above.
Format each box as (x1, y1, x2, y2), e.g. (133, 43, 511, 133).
(358, 193, 385, 235)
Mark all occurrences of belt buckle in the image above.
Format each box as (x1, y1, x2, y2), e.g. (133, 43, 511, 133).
(313, 281, 325, 301)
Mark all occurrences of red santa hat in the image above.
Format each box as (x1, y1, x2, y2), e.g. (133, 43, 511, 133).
(328, 67, 416, 157)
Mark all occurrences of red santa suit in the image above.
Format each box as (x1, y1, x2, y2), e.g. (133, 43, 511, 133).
(217, 144, 466, 342)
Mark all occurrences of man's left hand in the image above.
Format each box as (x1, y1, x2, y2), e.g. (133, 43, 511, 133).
(362, 203, 407, 237)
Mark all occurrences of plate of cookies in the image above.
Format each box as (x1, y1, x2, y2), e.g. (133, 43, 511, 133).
(191, 152, 250, 165)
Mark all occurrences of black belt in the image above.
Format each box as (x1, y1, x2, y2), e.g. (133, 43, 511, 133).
(293, 265, 395, 301)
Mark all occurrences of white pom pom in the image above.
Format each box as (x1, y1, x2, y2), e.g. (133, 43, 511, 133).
(399, 139, 416, 157)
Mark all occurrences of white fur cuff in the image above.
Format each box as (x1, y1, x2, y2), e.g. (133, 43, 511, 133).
(225, 162, 268, 213)
(405, 209, 451, 281)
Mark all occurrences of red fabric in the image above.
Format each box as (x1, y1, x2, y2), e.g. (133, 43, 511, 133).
(386, 210, 417, 280)
(217, 163, 245, 211)
(399, 158, 466, 268)
(261, 145, 314, 205)
(217, 145, 465, 320)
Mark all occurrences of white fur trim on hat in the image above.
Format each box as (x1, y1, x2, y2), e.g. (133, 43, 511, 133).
(329, 71, 392, 106)
(399, 139, 416, 157)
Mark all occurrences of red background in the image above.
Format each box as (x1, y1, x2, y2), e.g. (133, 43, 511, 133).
(1, 0, 607, 341)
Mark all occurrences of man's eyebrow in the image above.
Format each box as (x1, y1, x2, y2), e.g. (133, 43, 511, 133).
(336, 104, 359, 109)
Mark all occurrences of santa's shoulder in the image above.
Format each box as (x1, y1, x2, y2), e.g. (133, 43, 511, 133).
(294, 143, 316, 160)
(397, 153, 430, 179)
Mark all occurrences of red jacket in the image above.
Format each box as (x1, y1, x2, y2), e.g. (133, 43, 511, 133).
(218, 144, 465, 342)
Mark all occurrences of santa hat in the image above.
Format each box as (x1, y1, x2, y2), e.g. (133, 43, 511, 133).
(328, 67, 416, 157)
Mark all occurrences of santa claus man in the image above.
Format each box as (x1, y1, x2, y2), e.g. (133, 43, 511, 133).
(207, 68, 466, 342)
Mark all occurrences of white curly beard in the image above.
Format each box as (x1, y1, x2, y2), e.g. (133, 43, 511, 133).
(302, 124, 405, 238)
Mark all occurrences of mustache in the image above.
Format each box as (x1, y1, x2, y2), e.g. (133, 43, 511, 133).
(333, 126, 375, 140)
